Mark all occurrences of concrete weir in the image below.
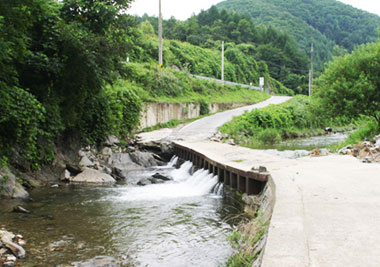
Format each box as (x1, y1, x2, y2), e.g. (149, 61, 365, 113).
(174, 142, 269, 195)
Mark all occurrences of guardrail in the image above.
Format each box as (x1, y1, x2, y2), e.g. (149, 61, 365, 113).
(190, 74, 262, 91)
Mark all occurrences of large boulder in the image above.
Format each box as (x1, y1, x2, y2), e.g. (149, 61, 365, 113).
(70, 168, 116, 184)
(108, 153, 142, 179)
(129, 151, 164, 167)
(0, 169, 29, 199)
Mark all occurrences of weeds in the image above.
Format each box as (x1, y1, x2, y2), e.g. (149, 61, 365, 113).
(226, 214, 268, 267)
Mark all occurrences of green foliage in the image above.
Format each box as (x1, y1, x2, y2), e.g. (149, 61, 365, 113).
(128, 30, 290, 95)
(330, 118, 380, 151)
(137, 8, 308, 92)
(0, 156, 8, 169)
(226, 215, 268, 267)
(118, 63, 270, 103)
(256, 128, 282, 144)
(220, 96, 313, 145)
(199, 100, 210, 115)
(106, 86, 142, 138)
(217, 0, 380, 73)
(313, 40, 380, 127)
(0, 0, 139, 166)
(0, 86, 46, 161)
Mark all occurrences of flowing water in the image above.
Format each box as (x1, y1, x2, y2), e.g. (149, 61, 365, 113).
(0, 157, 243, 267)
(251, 132, 349, 158)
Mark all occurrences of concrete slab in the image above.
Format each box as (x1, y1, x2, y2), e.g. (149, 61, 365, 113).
(177, 141, 380, 267)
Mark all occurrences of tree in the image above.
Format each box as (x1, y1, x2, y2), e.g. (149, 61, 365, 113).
(314, 40, 380, 126)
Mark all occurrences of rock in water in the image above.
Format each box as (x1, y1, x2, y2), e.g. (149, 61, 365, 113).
(0, 230, 26, 259)
(0, 169, 29, 199)
(12, 206, 31, 214)
(70, 168, 116, 184)
(152, 173, 171, 181)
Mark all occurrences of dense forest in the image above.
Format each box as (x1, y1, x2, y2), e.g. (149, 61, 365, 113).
(137, 7, 309, 93)
(0, 0, 140, 167)
(217, 0, 380, 72)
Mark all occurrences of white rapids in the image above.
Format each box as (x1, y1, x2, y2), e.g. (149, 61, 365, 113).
(112, 157, 223, 202)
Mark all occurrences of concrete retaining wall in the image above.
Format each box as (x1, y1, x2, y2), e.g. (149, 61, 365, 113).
(140, 102, 246, 129)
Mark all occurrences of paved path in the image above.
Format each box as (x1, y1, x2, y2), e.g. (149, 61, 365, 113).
(138, 96, 380, 266)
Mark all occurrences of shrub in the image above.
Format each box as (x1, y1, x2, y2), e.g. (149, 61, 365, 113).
(256, 128, 282, 144)
(0, 85, 46, 161)
(199, 100, 210, 115)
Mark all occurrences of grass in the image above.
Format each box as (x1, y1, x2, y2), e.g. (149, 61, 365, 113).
(226, 214, 268, 267)
(328, 118, 380, 152)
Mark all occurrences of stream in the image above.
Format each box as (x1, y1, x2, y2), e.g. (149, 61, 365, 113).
(0, 157, 243, 267)
(252, 132, 349, 158)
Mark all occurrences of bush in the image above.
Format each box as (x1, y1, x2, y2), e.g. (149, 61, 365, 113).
(0, 85, 46, 161)
(220, 96, 313, 145)
(107, 86, 142, 137)
(199, 100, 210, 115)
(256, 128, 282, 144)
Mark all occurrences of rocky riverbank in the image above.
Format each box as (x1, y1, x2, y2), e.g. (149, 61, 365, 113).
(338, 134, 380, 163)
(0, 135, 175, 200)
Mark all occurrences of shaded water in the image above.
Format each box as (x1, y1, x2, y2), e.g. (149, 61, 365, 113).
(251, 132, 349, 158)
(0, 158, 242, 266)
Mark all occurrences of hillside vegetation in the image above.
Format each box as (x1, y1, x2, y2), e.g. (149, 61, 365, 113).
(221, 38, 380, 149)
(138, 7, 309, 93)
(217, 0, 380, 72)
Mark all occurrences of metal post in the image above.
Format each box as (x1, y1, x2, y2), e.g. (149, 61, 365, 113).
(309, 43, 314, 96)
(158, 0, 163, 66)
(221, 41, 224, 82)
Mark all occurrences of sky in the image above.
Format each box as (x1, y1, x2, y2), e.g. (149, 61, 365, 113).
(127, 0, 380, 20)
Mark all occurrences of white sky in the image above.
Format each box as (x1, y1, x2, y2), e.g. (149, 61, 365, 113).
(127, 0, 380, 20)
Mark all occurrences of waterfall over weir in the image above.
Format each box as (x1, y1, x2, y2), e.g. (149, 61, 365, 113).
(112, 156, 223, 202)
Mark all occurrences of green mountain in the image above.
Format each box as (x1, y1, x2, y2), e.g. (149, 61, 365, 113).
(217, 0, 380, 71)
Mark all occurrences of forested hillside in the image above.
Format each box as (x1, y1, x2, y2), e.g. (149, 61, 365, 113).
(217, 0, 380, 72)
(138, 7, 309, 93)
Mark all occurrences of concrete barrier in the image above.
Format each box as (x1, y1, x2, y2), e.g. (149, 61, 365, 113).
(140, 102, 247, 129)
(174, 143, 270, 195)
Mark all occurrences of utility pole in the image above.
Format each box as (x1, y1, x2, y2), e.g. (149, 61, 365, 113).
(221, 41, 224, 82)
(158, 0, 163, 66)
(309, 43, 314, 96)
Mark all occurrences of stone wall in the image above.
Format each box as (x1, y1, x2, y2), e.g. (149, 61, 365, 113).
(140, 102, 246, 129)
